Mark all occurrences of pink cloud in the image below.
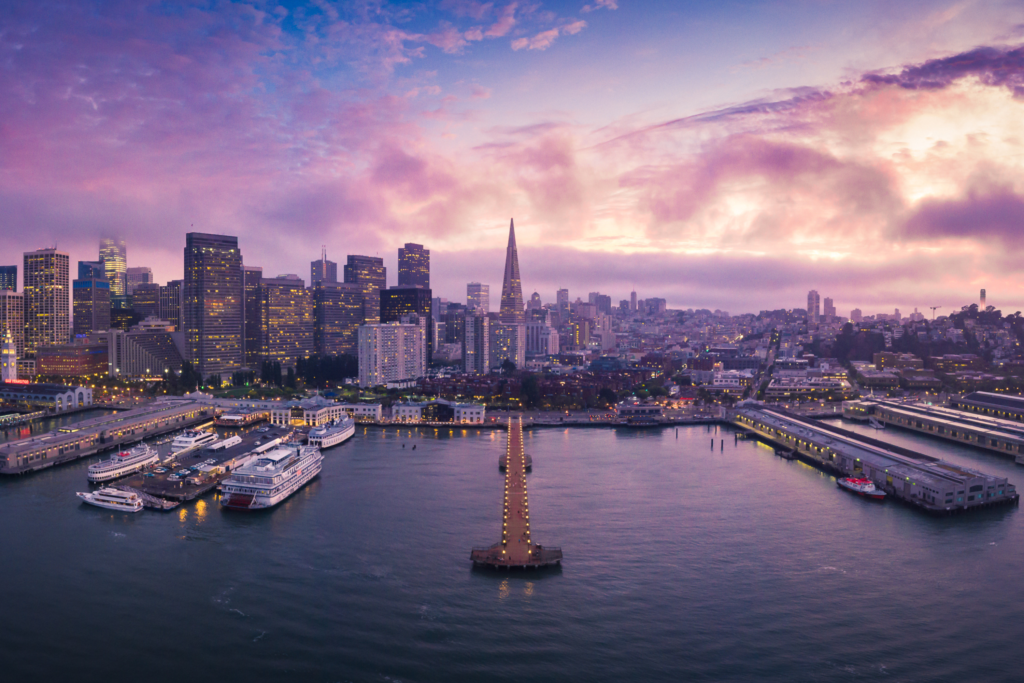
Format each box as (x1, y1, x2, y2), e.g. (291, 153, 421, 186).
(485, 2, 518, 37)
(582, 0, 618, 13)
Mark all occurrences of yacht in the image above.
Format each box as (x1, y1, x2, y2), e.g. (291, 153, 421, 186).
(307, 417, 356, 449)
(170, 429, 218, 457)
(76, 487, 144, 512)
(87, 444, 160, 482)
(220, 444, 322, 511)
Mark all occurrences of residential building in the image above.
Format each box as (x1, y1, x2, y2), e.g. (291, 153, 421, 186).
(258, 276, 314, 368)
(526, 321, 559, 356)
(358, 321, 425, 387)
(159, 280, 183, 330)
(823, 297, 836, 323)
(344, 255, 386, 325)
(126, 266, 153, 295)
(310, 248, 337, 285)
(99, 237, 127, 297)
(183, 232, 243, 376)
(490, 322, 526, 369)
(467, 282, 489, 313)
(557, 288, 569, 318)
(381, 286, 433, 363)
(0, 265, 16, 291)
(463, 310, 489, 374)
(398, 243, 429, 288)
(106, 322, 186, 379)
(23, 248, 70, 354)
(807, 290, 820, 323)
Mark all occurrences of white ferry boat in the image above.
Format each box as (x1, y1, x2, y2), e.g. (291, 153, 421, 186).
(170, 429, 218, 457)
(76, 487, 144, 512)
(87, 444, 160, 482)
(220, 444, 322, 511)
(837, 476, 887, 500)
(307, 417, 356, 449)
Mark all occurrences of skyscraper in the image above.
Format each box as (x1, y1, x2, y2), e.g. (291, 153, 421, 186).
(159, 280, 183, 330)
(823, 297, 836, 324)
(311, 247, 337, 285)
(126, 267, 153, 295)
(313, 281, 364, 356)
(381, 286, 433, 364)
(344, 255, 386, 325)
(0, 289, 25, 360)
(358, 321, 425, 387)
(23, 248, 70, 354)
(807, 290, 820, 323)
(99, 238, 127, 297)
(499, 219, 524, 324)
(630, 290, 637, 312)
(398, 243, 430, 288)
(73, 262, 111, 337)
(183, 233, 243, 376)
(463, 311, 489, 374)
(258, 276, 313, 368)
(132, 283, 161, 319)
(467, 283, 489, 313)
(556, 289, 569, 318)
(242, 266, 263, 367)
(0, 265, 17, 291)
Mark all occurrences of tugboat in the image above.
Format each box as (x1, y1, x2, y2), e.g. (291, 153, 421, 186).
(837, 476, 886, 500)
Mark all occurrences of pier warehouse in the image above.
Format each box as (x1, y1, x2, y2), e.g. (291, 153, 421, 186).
(0, 382, 93, 412)
(950, 392, 1024, 423)
(733, 405, 1017, 513)
(0, 401, 213, 474)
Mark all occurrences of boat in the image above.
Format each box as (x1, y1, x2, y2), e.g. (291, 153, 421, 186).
(869, 417, 886, 430)
(220, 444, 322, 511)
(837, 476, 887, 500)
(307, 417, 355, 449)
(87, 444, 160, 482)
(169, 429, 219, 457)
(76, 487, 144, 512)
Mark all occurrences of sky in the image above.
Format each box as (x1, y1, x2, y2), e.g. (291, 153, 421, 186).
(3, 0, 1024, 317)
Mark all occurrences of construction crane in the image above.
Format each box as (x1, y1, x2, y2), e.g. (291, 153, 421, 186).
(930, 306, 941, 319)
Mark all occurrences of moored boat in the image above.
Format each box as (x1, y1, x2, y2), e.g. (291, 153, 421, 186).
(76, 487, 144, 512)
(220, 444, 322, 511)
(837, 476, 886, 500)
(307, 417, 355, 449)
(87, 444, 160, 482)
(169, 429, 218, 458)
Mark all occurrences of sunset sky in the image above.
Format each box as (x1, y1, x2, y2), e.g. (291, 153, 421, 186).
(3, 0, 1024, 315)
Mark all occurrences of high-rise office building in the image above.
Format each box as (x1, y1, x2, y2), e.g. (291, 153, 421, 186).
(126, 266, 153, 295)
(467, 283, 489, 313)
(99, 238, 127, 297)
(242, 266, 263, 367)
(23, 248, 70, 354)
(258, 277, 313, 368)
(630, 290, 638, 312)
(313, 281, 364, 356)
(0, 290, 25, 360)
(358, 321, 425, 387)
(0, 265, 17, 291)
(159, 280, 183, 330)
(442, 303, 467, 344)
(463, 311, 489, 374)
(72, 267, 111, 337)
(398, 243, 430, 289)
(183, 233, 243, 376)
(499, 220, 524, 324)
(132, 283, 161, 319)
(311, 248, 337, 285)
(807, 290, 820, 323)
(381, 286, 433, 364)
(344, 255, 386, 325)
(557, 288, 569, 318)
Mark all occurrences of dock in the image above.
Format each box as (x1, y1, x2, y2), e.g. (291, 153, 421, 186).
(471, 417, 562, 569)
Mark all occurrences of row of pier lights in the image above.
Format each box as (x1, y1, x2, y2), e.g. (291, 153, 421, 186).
(502, 418, 529, 558)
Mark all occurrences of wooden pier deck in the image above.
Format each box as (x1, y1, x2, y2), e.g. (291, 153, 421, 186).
(471, 417, 561, 569)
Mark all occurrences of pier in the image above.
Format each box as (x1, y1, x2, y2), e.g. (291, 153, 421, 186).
(472, 417, 561, 569)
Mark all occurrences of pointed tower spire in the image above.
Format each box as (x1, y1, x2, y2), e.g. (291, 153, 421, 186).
(499, 218, 524, 324)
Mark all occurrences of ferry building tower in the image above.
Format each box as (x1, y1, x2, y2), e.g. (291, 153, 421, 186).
(1, 329, 17, 382)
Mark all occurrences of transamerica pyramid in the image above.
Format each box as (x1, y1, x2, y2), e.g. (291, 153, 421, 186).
(499, 218, 525, 324)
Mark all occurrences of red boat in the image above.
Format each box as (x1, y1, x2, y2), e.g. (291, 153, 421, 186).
(837, 477, 886, 500)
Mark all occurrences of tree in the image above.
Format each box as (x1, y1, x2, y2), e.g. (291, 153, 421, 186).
(521, 374, 541, 408)
(285, 367, 296, 389)
(598, 387, 618, 407)
(500, 359, 516, 376)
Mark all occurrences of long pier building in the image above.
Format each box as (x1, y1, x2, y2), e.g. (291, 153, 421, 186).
(733, 405, 1018, 514)
(950, 392, 1024, 422)
(0, 400, 214, 475)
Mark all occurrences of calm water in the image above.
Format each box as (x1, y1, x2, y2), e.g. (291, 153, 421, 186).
(2, 421, 1022, 682)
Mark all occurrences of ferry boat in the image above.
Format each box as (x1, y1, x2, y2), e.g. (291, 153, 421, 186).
(170, 429, 218, 457)
(307, 417, 355, 449)
(837, 476, 887, 500)
(87, 444, 160, 482)
(76, 487, 144, 512)
(220, 444, 322, 511)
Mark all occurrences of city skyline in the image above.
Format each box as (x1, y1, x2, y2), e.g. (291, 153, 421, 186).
(4, 2, 1024, 312)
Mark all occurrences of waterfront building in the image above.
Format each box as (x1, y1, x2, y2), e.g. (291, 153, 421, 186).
(126, 267, 153, 295)
(132, 282, 161, 319)
(358, 321, 425, 387)
(36, 343, 108, 378)
(241, 266, 262, 367)
(0, 265, 16, 291)
(183, 232, 243, 376)
(0, 382, 93, 414)
(258, 276, 314, 368)
(159, 280, 183, 330)
(398, 243, 430, 289)
(72, 273, 111, 337)
(0, 289, 26, 359)
(462, 310, 489, 374)
(344, 255, 386, 325)
(390, 398, 485, 424)
(99, 237, 127, 297)
(23, 248, 70, 354)
(467, 282, 489, 313)
(269, 395, 349, 427)
(313, 281, 364, 356)
(381, 286, 433, 363)
(311, 248, 337, 285)
(807, 290, 820, 323)
(1, 330, 16, 382)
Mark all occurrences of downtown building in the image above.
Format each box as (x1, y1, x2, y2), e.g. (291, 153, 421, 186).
(358, 321, 425, 388)
(242, 265, 263, 367)
(807, 290, 820, 324)
(72, 260, 111, 337)
(381, 285, 433, 364)
(462, 310, 489, 374)
(159, 280, 183, 330)
(132, 282, 161, 319)
(99, 237, 127, 298)
(183, 233, 243, 376)
(313, 281, 364, 356)
(344, 255, 386, 325)
(398, 243, 429, 288)
(0, 265, 16, 292)
(258, 276, 313, 369)
(104, 319, 186, 379)
(311, 248, 337, 285)
(490, 218, 526, 369)
(467, 282, 489, 313)
(126, 266, 153, 295)
(23, 248, 70, 355)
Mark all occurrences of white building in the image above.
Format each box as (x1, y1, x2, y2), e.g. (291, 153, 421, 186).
(390, 399, 486, 424)
(526, 322, 559, 357)
(269, 395, 350, 426)
(463, 311, 489, 375)
(358, 322, 426, 388)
